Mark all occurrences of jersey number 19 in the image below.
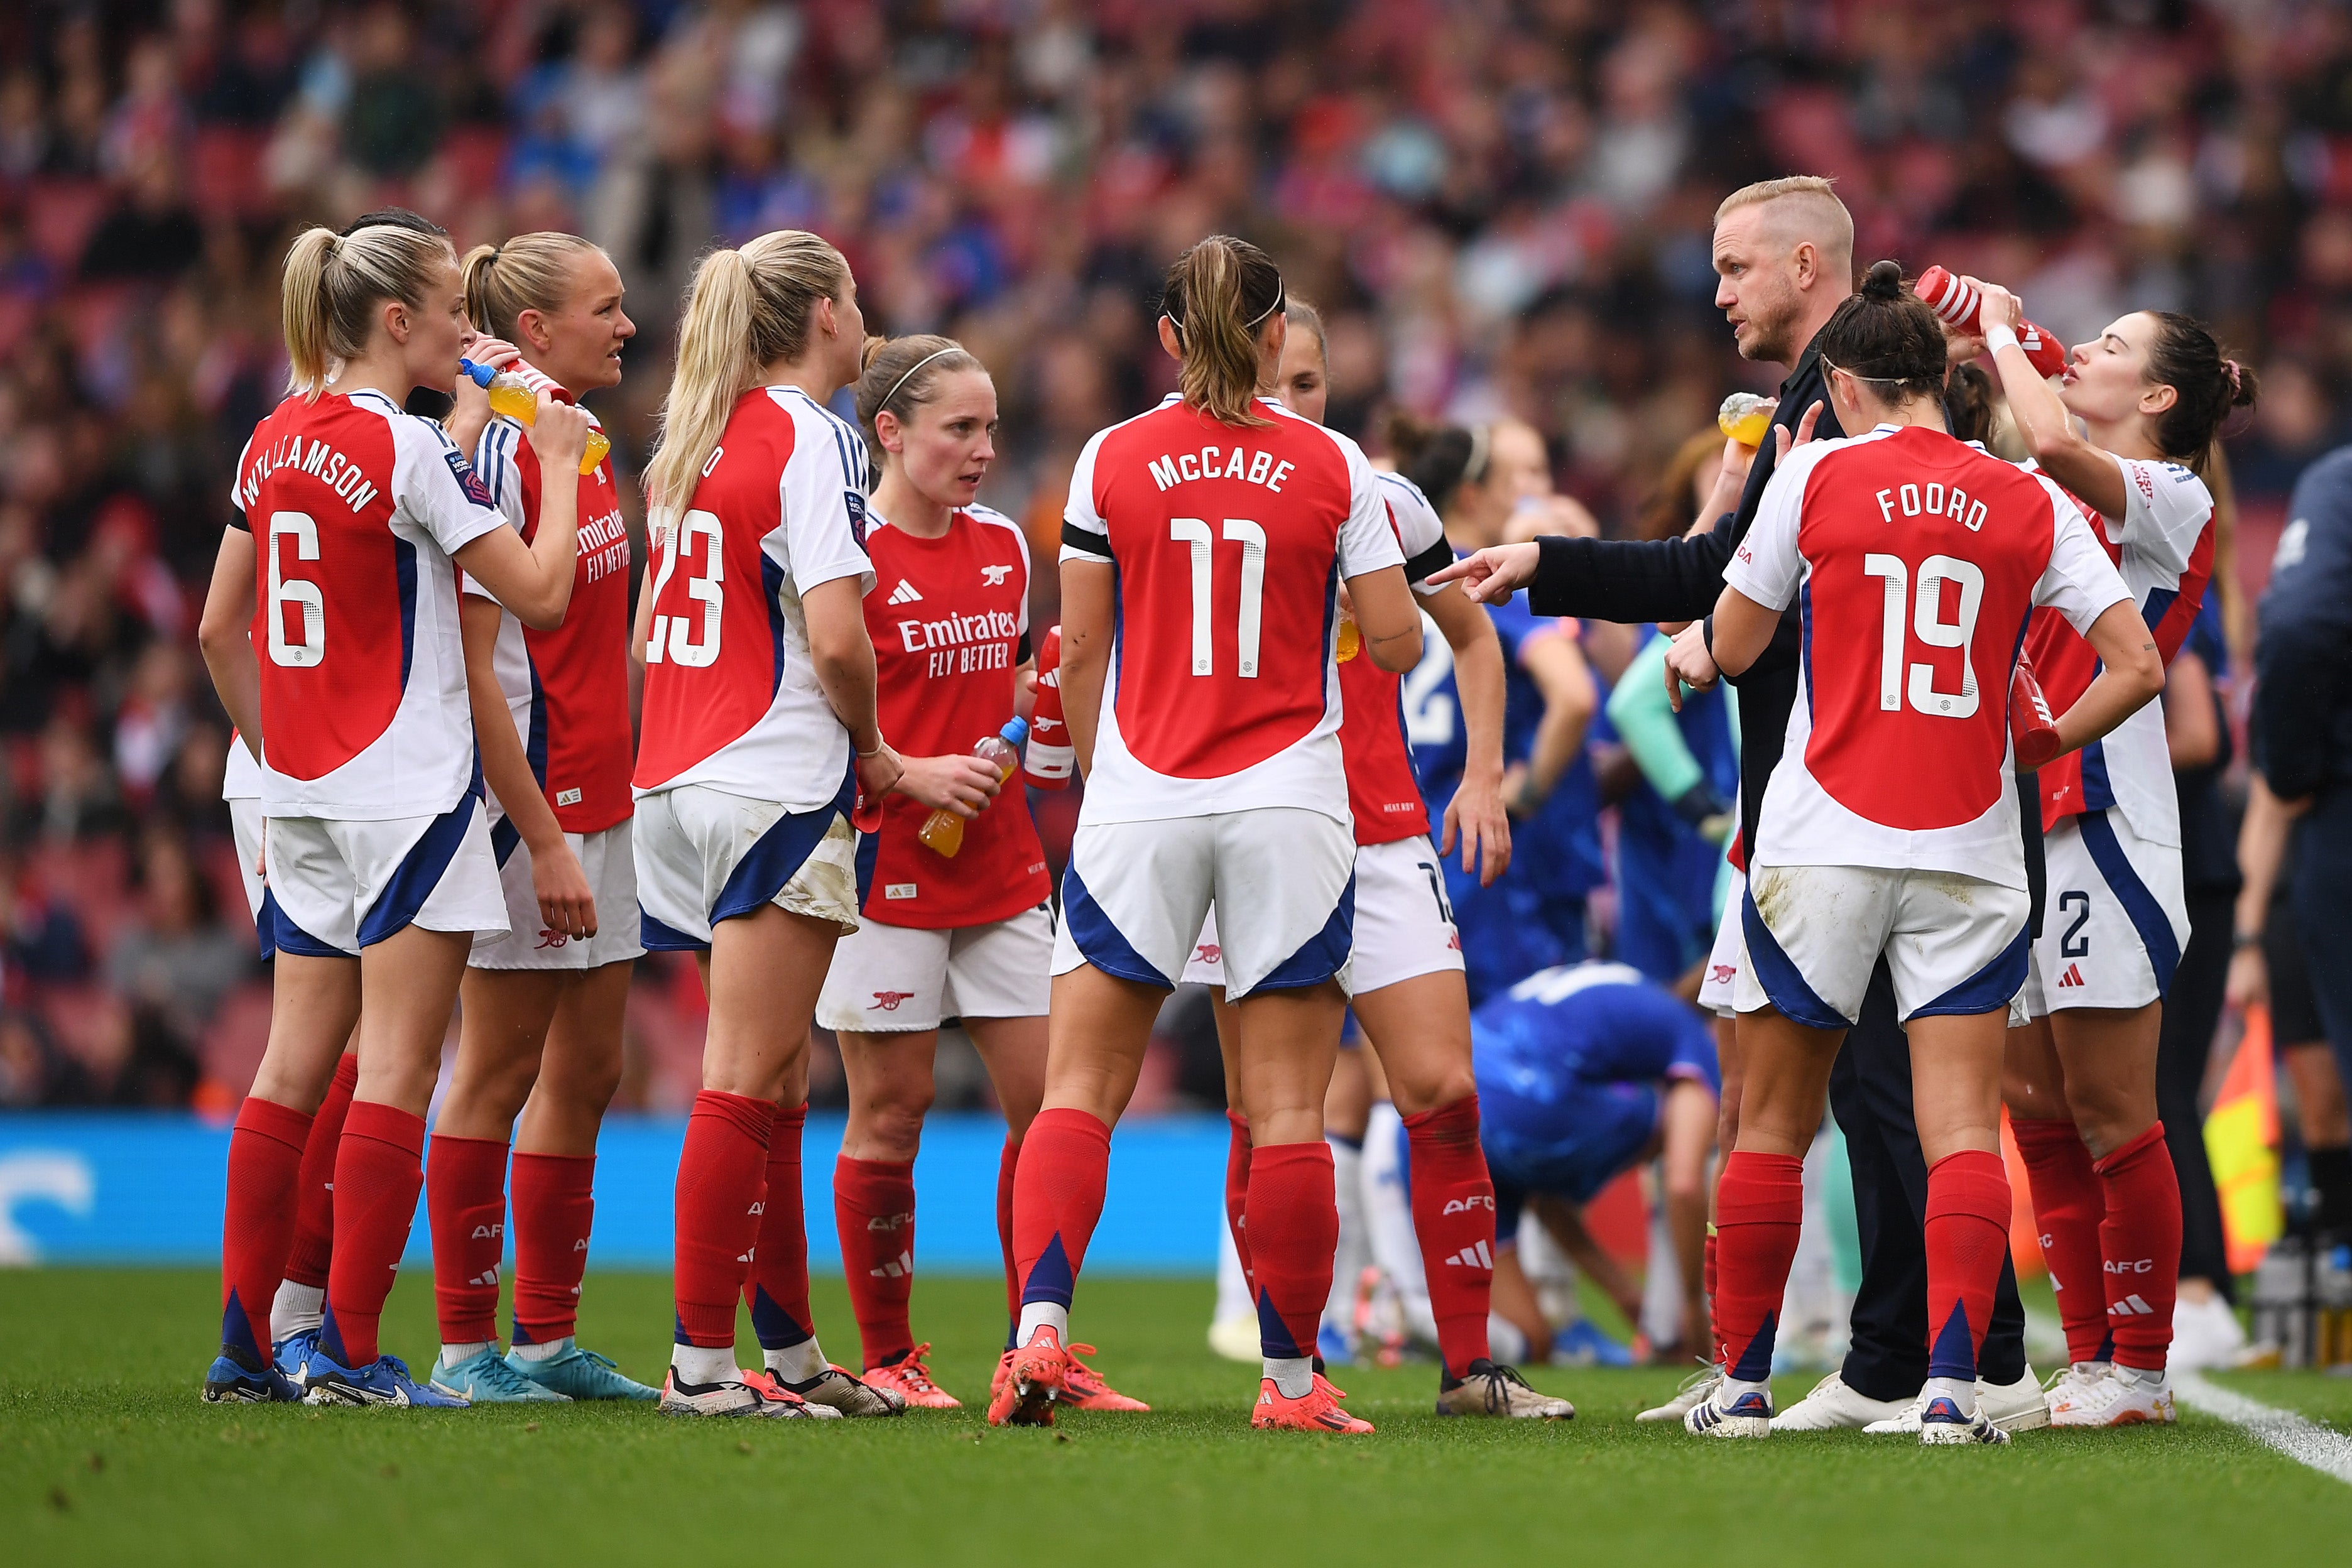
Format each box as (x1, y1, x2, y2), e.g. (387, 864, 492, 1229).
(1863, 551, 1983, 719)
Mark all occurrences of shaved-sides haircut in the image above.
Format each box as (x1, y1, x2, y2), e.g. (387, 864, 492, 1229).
(1716, 176, 1854, 268)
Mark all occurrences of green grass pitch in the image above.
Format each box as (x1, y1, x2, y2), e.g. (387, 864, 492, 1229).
(3, 1270, 2348, 1565)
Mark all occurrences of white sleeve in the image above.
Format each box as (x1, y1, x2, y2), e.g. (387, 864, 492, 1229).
(402, 419, 510, 558)
(1336, 434, 1405, 578)
(1059, 428, 1113, 564)
(2034, 481, 2133, 634)
(460, 420, 530, 600)
(1376, 472, 1452, 595)
(227, 431, 254, 523)
(1721, 441, 1818, 612)
(777, 408, 875, 596)
(2109, 453, 2212, 579)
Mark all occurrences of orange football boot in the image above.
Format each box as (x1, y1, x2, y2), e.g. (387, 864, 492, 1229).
(862, 1344, 960, 1409)
(986, 1326, 1069, 1427)
(1253, 1376, 1375, 1434)
(1059, 1344, 1148, 1412)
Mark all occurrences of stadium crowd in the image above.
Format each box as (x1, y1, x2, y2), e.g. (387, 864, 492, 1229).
(0, 0, 2346, 1174)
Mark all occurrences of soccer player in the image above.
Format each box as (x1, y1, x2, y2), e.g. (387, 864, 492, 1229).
(200, 213, 592, 1406)
(1970, 275, 2256, 1425)
(994, 236, 1420, 1433)
(812, 332, 1143, 1413)
(1672, 262, 2161, 1444)
(412, 231, 656, 1404)
(632, 231, 947, 1418)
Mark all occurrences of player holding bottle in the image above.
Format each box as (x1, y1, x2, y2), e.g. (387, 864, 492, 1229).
(1187, 301, 1569, 1418)
(812, 332, 1142, 1413)
(994, 236, 1421, 1432)
(1965, 275, 2258, 1426)
(632, 231, 942, 1419)
(411, 231, 657, 1404)
(200, 212, 593, 1407)
(1670, 263, 2161, 1445)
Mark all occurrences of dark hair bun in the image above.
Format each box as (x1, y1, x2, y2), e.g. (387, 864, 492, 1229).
(1860, 259, 1906, 302)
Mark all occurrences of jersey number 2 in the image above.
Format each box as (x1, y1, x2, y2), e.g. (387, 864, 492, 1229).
(645, 509, 724, 668)
(1862, 552, 1983, 719)
(1171, 518, 1265, 678)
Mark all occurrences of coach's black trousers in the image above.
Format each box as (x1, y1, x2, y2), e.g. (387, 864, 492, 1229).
(1832, 962, 2029, 1400)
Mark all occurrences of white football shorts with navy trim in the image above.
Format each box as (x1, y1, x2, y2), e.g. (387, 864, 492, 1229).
(1697, 868, 1746, 1020)
(1055, 807, 1355, 998)
(1731, 863, 2029, 1026)
(263, 792, 508, 958)
(815, 903, 1053, 1032)
(229, 798, 271, 959)
(471, 819, 646, 971)
(1180, 834, 1457, 995)
(634, 780, 861, 950)
(2020, 808, 2189, 1018)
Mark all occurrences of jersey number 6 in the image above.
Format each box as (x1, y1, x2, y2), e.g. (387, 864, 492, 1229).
(645, 509, 724, 668)
(1170, 518, 1266, 678)
(1862, 552, 1984, 719)
(268, 511, 325, 668)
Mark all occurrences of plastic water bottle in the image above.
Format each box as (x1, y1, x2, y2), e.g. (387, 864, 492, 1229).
(460, 358, 610, 475)
(1912, 268, 2069, 380)
(1718, 391, 1773, 448)
(917, 717, 1028, 858)
(1336, 612, 1362, 662)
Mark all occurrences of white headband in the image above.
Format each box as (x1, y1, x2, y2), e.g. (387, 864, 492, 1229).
(878, 347, 961, 416)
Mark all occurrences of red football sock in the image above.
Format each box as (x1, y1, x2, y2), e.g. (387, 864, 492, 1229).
(324, 1101, 427, 1369)
(1704, 1227, 1719, 1355)
(1244, 1141, 1337, 1361)
(2010, 1115, 2110, 1364)
(509, 1151, 595, 1344)
(744, 1102, 815, 1353)
(1924, 1149, 2011, 1383)
(2094, 1123, 2181, 1372)
(1712, 1150, 1803, 1380)
(996, 1134, 1021, 1340)
(673, 1089, 774, 1349)
(221, 1096, 312, 1363)
(1223, 1108, 1255, 1298)
(283, 1052, 357, 1289)
(1012, 1108, 1111, 1315)
(834, 1154, 917, 1369)
(426, 1132, 509, 1347)
(1404, 1094, 1496, 1376)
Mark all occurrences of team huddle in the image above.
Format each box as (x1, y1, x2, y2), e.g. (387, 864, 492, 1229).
(193, 172, 2253, 1444)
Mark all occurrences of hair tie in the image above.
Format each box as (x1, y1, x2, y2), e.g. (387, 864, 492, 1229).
(2226, 359, 2243, 393)
(1244, 275, 1287, 329)
(879, 346, 959, 416)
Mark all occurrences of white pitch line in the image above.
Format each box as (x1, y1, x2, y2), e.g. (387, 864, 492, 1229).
(2174, 1371, 2352, 1486)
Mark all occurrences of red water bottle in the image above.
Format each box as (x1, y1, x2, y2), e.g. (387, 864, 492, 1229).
(2009, 653, 2062, 771)
(1915, 267, 2069, 381)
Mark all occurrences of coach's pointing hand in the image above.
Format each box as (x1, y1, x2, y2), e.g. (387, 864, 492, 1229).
(1428, 540, 1538, 605)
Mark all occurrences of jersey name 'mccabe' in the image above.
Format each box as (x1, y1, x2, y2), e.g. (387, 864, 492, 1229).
(1060, 394, 1403, 825)
(1724, 424, 2130, 889)
(232, 388, 508, 820)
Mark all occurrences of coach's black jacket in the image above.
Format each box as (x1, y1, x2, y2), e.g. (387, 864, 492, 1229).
(2256, 444, 2352, 798)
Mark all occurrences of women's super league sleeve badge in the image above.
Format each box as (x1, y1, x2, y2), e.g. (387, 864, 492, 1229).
(844, 489, 869, 547)
(444, 447, 494, 508)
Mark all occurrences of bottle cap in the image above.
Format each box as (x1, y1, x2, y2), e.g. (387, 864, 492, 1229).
(999, 717, 1030, 746)
(459, 357, 497, 388)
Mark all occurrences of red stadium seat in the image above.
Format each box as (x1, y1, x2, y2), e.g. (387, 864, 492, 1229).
(23, 179, 109, 270)
(198, 979, 275, 1102)
(189, 127, 271, 219)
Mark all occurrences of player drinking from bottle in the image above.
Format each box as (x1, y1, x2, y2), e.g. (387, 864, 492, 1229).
(1963, 274, 2258, 1426)
(202, 214, 592, 1407)
(631, 231, 922, 1419)
(1671, 263, 2161, 1445)
(812, 332, 1144, 1413)
(994, 236, 1422, 1432)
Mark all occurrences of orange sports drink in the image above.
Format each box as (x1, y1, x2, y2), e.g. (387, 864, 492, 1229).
(918, 717, 1029, 858)
(461, 358, 611, 475)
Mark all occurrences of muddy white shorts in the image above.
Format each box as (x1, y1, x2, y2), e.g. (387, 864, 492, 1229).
(1733, 863, 2030, 1028)
(1696, 869, 1746, 1019)
(471, 818, 646, 971)
(1180, 834, 1457, 996)
(1055, 807, 1354, 998)
(817, 903, 1054, 1032)
(635, 781, 861, 950)
(263, 792, 508, 958)
(2018, 808, 2189, 1018)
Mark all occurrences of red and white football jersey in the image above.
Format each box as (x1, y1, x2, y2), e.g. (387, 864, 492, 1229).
(1337, 471, 1455, 845)
(633, 386, 875, 808)
(1025, 625, 1072, 788)
(1723, 424, 2129, 888)
(465, 403, 634, 836)
(230, 388, 508, 819)
(2022, 453, 2213, 845)
(1060, 394, 1404, 825)
(860, 502, 1050, 928)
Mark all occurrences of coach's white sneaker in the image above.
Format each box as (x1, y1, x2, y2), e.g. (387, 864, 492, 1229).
(1637, 1363, 1721, 1423)
(2048, 1363, 2176, 1427)
(1684, 1375, 1774, 1438)
(2169, 1293, 2250, 1371)
(2040, 1360, 2112, 1423)
(1864, 1364, 2048, 1435)
(1767, 1370, 1909, 1432)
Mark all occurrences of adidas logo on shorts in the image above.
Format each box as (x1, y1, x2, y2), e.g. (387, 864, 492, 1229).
(887, 579, 923, 605)
(2057, 963, 2086, 988)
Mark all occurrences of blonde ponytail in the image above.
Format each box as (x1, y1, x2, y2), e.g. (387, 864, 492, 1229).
(462, 231, 604, 344)
(1161, 235, 1284, 428)
(645, 231, 851, 521)
(279, 219, 457, 398)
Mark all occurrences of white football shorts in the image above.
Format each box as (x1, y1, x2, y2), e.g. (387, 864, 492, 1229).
(1696, 868, 1746, 1020)
(817, 903, 1054, 1032)
(2018, 808, 2189, 1018)
(472, 819, 646, 971)
(1733, 863, 2030, 1027)
(1180, 834, 1458, 996)
(635, 782, 861, 950)
(1055, 807, 1354, 998)
(263, 793, 508, 958)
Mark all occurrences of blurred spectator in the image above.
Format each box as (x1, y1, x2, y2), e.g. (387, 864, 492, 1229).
(105, 830, 248, 1049)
